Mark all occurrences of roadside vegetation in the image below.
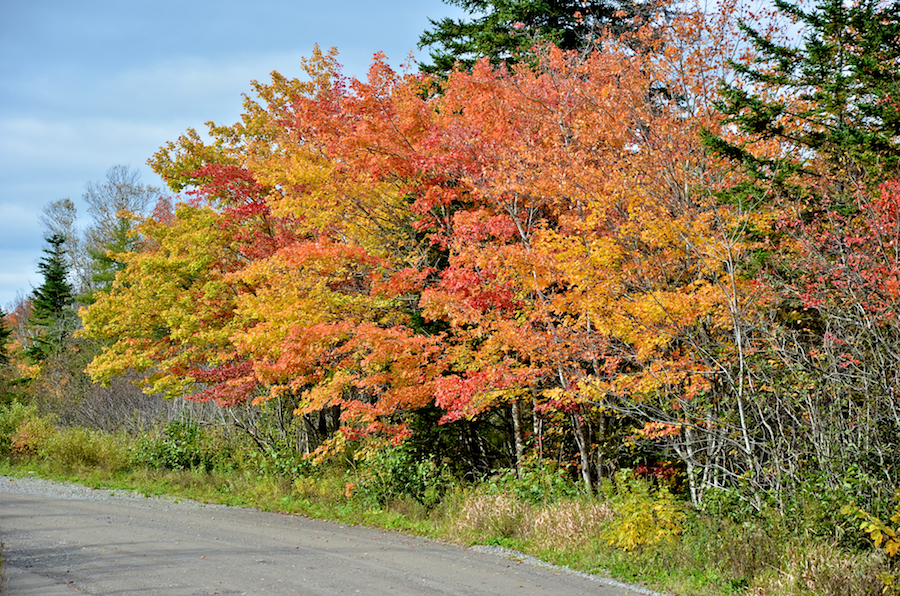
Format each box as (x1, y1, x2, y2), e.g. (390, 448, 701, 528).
(2, 0, 900, 594)
(1, 400, 897, 596)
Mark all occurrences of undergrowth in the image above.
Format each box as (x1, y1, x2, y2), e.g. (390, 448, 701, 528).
(0, 402, 895, 596)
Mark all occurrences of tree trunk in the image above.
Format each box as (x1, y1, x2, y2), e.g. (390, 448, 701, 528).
(572, 413, 593, 494)
(511, 399, 526, 478)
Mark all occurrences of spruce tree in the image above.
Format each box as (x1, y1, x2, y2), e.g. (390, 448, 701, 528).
(418, 0, 654, 73)
(26, 233, 75, 362)
(704, 0, 900, 194)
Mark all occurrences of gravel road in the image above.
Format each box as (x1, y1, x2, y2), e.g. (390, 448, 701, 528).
(0, 475, 659, 596)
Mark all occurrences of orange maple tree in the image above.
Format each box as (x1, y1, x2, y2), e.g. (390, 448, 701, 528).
(81, 2, 769, 491)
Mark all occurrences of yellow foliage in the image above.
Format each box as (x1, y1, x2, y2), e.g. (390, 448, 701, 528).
(842, 495, 900, 595)
(604, 470, 686, 551)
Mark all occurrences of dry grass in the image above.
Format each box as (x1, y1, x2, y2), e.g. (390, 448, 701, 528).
(749, 541, 890, 596)
(527, 499, 616, 550)
(452, 492, 532, 541)
(449, 490, 615, 552)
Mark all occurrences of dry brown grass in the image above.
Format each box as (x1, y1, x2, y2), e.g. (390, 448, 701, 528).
(449, 490, 615, 552)
(527, 499, 615, 550)
(452, 492, 533, 541)
(750, 541, 890, 596)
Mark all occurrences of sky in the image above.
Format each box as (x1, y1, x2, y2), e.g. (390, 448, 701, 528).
(0, 0, 465, 310)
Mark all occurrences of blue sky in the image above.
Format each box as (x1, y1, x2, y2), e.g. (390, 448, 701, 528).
(0, 0, 465, 309)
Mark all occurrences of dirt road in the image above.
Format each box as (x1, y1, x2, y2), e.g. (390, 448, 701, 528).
(0, 476, 654, 596)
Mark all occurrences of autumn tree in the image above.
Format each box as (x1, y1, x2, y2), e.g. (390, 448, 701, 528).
(0, 308, 13, 403)
(84, 0, 894, 505)
(80, 3, 760, 492)
(0, 309, 11, 366)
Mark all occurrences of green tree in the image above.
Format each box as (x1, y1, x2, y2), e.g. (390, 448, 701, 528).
(705, 0, 900, 192)
(26, 234, 75, 363)
(418, 0, 652, 73)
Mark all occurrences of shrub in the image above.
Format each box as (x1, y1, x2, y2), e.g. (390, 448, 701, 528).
(0, 401, 42, 456)
(130, 420, 231, 472)
(483, 458, 581, 505)
(354, 445, 452, 509)
(39, 427, 129, 471)
(10, 416, 57, 459)
(603, 469, 686, 551)
(844, 493, 900, 596)
(247, 444, 311, 478)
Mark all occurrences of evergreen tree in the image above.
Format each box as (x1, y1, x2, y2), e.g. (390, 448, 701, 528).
(418, 0, 654, 73)
(26, 234, 75, 363)
(704, 0, 900, 193)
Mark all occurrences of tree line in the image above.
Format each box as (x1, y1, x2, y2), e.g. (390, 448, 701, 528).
(3, 0, 899, 521)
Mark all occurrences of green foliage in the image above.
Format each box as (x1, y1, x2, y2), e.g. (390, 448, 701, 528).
(246, 444, 312, 478)
(26, 233, 75, 363)
(482, 458, 581, 505)
(0, 401, 42, 456)
(353, 445, 452, 508)
(418, 0, 649, 73)
(130, 420, 232, 472)
(603, 470, 686, 551)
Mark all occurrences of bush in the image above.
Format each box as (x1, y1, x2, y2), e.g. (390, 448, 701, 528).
(10, 416, 57, 459)
(247, 444, 311, 478)
(482, 458, 581, 505)
(130, 420, 232, 472)
(39, 427, 129, 471)
(353, 445, 452, 509)
(603, 469, 686, 551)
(0, 401, 42, 457)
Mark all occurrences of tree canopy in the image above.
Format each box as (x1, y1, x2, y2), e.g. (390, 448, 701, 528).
(74, 0, 900, 513)
(417, 0, 654, 72)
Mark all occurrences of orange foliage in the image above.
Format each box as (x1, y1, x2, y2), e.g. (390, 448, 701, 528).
(82, 2, 757, 452)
